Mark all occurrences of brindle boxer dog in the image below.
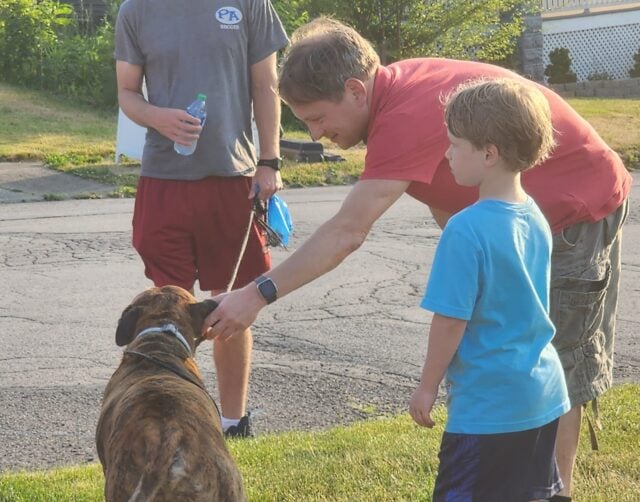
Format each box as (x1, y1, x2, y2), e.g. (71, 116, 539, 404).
(96, 285, 245, 502)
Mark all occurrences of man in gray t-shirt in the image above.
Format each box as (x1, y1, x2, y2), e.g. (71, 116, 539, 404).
(115, 0, 288, 437)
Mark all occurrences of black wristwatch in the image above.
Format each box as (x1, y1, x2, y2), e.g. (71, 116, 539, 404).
(257, 158, 282, 171)
(254, 276, 278, 304)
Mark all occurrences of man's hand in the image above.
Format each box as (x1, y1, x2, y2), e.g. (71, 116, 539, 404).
(116, 60, 203, 146)
(202, 284, 267, 341)
(152, 107, 202, 146)
(250, 165, 283, 201)
(409, 385, 438, 428)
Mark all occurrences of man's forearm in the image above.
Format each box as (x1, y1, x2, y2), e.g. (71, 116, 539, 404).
(118, 88, 159, 130)
(252, 84, 280, 160)
(251, 53, 280, 160)
(266, 215, 366, 298)
(204, 179, 410, 339)
(264, 179, 410, 300)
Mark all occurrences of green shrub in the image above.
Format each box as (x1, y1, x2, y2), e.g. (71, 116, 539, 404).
(0, 0, 117, 108)
(0, 0, 73, 85)
(545, 47, 577, 84)
(42, 22, 116, 107)
(587, 71, 613, 81)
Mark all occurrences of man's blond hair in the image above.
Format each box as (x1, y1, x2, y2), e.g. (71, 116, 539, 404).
(279, 17, 380, 105)
(444, 78, 556, 172)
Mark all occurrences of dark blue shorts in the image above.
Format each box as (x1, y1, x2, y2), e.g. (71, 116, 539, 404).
(433, 419, 562, 502)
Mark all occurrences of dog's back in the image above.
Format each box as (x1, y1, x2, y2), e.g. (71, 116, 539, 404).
(96, 286, 245, 502)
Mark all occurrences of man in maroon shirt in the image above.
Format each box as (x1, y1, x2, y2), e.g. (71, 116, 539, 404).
(205, 18, 631, 499)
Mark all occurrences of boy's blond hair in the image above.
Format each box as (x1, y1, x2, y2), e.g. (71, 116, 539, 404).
(279, 17, 380, 105)
(444, 78, 556, 172)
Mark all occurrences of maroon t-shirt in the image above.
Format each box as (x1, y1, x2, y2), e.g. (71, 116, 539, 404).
(361, 58, 631, 233)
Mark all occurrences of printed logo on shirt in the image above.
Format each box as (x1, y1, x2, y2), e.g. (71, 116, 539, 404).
(216, 7, 242, 29)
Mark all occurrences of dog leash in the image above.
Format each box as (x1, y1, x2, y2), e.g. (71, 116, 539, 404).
(125, 326, 222, 419)
(583, 398, 602, 450)
(226, 201, 256, 293)
(124, 349, 222, 419)
(225, 192, 285, 293)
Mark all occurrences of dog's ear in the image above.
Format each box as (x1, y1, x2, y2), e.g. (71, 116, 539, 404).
(115, 305, 143, 347)
(189, 299, 218, 328)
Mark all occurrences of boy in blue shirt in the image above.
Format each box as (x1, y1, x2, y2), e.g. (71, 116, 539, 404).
(409, 78, 571, 501)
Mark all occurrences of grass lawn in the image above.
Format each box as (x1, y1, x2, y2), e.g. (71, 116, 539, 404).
(0, 82, 638, 199)
(568, 98, 640, 167)
(1, 86, 638, 499)
(0, 384, 638, 501)
(0, 84, 116, 163)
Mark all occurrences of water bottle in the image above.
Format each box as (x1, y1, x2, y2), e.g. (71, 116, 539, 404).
(174, 93, 207, 156)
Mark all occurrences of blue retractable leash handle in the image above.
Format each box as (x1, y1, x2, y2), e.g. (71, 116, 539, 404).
(252, 185, 294, 249)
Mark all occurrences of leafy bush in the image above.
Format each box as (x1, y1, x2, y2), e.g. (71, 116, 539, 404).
(544, 47, 577, 84)
(273, 0, 308, 35)
(630, 48, 640, 78)
(0, 0, 73, 84)
(42, 21, 116, 107)
(0, 0, 117, 108)
(587, 71, 613, 81)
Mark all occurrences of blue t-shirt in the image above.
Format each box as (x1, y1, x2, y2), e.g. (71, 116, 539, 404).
(421, 198, 570, 434)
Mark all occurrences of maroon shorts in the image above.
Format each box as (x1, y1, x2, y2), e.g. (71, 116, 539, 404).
(132, 176, 271, 292)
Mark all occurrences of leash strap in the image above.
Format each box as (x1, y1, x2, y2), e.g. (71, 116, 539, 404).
(124, 349, 222, 419)
(225, 196, 286, 292)
(583, 398, 602, 451)
(226, 204, 255, 292)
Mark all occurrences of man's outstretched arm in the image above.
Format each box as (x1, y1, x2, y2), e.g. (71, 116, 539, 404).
(204, 178, 411, 339)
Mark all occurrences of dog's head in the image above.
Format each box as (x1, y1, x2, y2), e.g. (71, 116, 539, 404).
(115, 285, 217, 350)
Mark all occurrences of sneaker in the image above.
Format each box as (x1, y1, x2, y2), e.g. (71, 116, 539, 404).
(223, 413, 253, 438)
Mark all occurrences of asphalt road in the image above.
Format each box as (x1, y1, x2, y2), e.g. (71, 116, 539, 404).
(0, 172, 638, 472)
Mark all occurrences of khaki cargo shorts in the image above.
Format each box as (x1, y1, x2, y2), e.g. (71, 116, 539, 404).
(550, 199, 629, 407)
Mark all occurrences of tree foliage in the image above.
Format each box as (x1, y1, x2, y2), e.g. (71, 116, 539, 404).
(0, 0, 117, 106)
(0, 0, 539, 109)
(273, 0, 309, 35)
(0, 0, 73, 83)
(544, 47, 577, 84)
(291, 0, 538, 65)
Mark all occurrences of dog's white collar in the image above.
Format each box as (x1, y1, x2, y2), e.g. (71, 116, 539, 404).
(135, 323, 192, 356)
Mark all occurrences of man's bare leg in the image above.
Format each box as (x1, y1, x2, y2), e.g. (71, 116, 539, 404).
(555, 405, 582, 497)
(209, 288, 252, 422)
(213, 327, 252, 419)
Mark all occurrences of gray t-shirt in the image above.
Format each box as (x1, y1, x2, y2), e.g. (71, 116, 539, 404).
(115, 0, 288, 179)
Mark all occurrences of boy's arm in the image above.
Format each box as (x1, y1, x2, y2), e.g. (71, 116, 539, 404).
(409, 313, 466, 428)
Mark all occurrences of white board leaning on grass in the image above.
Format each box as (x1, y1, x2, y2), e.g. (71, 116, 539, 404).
(115, 109, 146, 162)
(114, 80, 147, 163)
